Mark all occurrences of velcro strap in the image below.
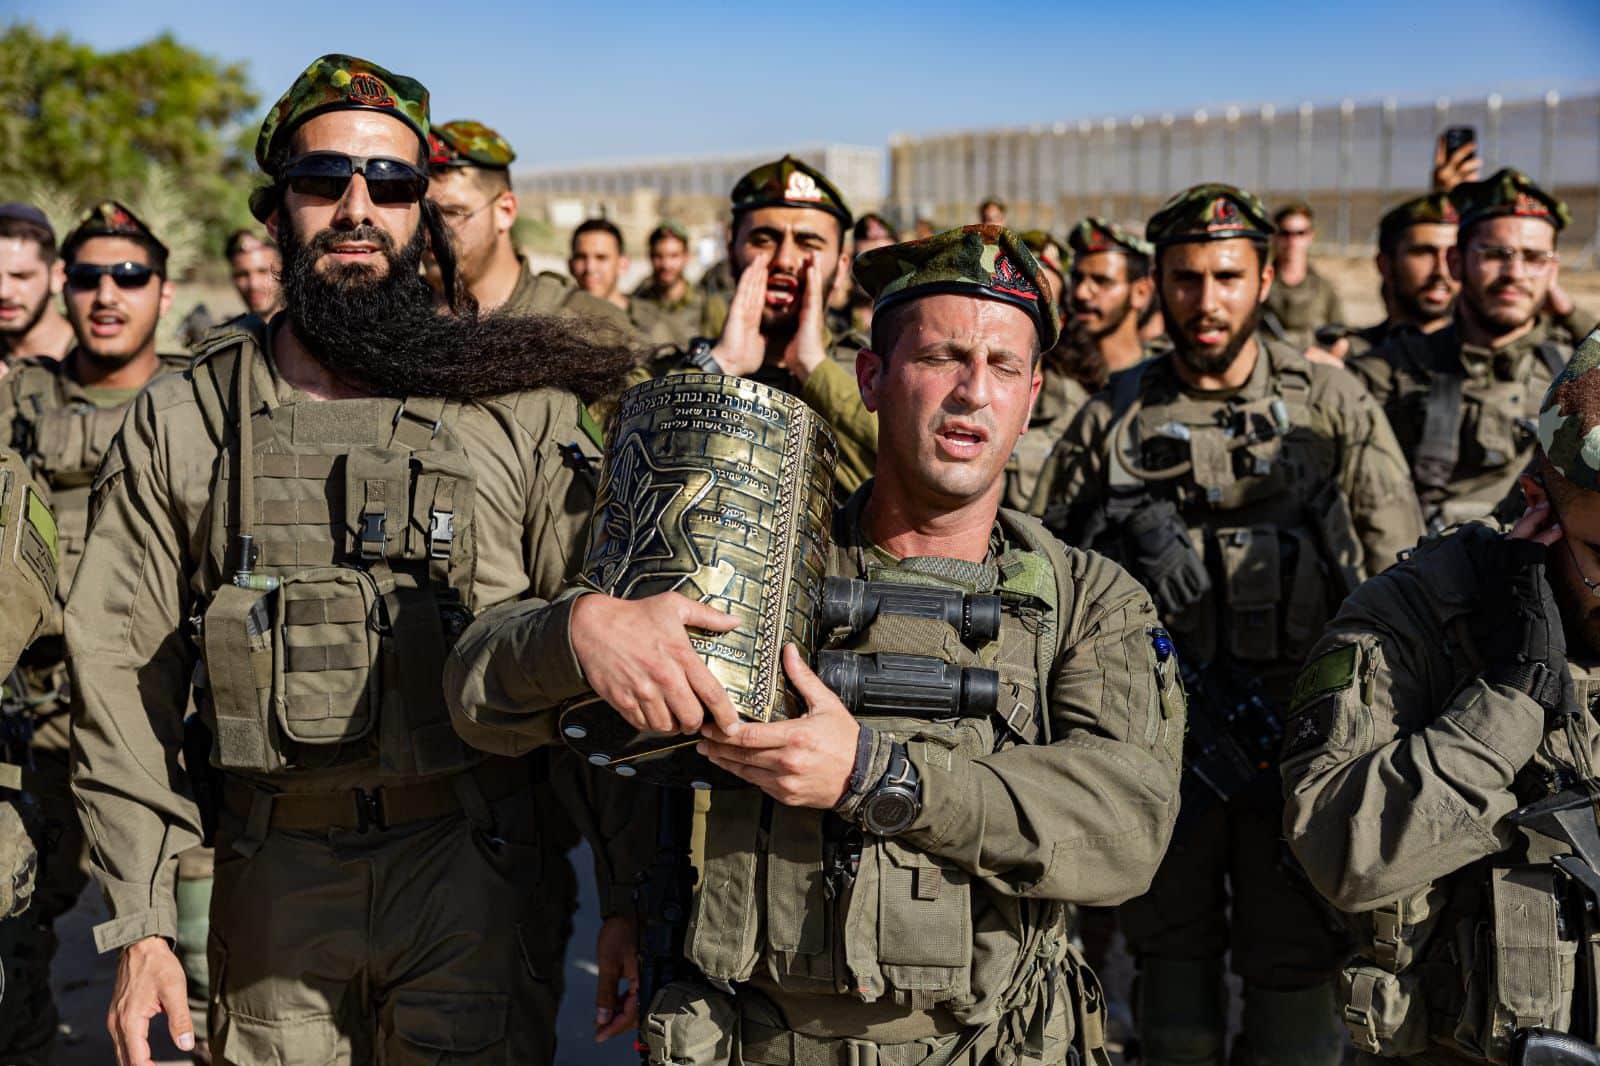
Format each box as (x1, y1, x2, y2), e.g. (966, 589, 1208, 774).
(257, 498, 336, 526)
(257, 453, 337, 479)
(284, 598, 368, 626)
(1342, 970, 1380, 1050)
(284, 642, 370, 672)
(258, 539, 339, 568)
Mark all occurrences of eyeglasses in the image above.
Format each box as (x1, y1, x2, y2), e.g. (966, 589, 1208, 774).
(281, 152, 429, 207)
(1472, 244, 1558, 273)
(434, 197, 498, 228)
(64, 261, 157, 291)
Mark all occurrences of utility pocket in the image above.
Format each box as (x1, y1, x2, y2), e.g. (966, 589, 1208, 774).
(1216, 525, 1281, 662)
(1466, 397, 1519, 471)
(272, 566, 384, 746)
(203, 583, 281, 772)
(1340, 963, 1429, 1056)
(848, 835, 973, 1007)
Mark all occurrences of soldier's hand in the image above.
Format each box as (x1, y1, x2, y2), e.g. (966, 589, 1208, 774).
(570, 591, 743, 736)
(594, 914, 639, 1043)
(699, 644, 858, 808)
(780, 253, 829, 385)
(710, 250, 772, 377)
(1481, 504, 1570, 720)
(1545, 278, 1577, 320)
(1432, 136, 1481, 193)
(109, 936, 194, 1066)
(1304, 338, 1349, 366)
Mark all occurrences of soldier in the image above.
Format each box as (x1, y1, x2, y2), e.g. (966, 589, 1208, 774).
(979, 198, 1007, 226)
(0, 200, 191, 1064)
(1282, 325, 1600, 1063)
(1017, 229, 1067, 326)
(1321, 193, 1460, 362)
(447, 223, 1184, 1066)
(640, 155, 877, 494)
(1060, 217, 1161, 392)
(569, 218, 677, 346)
(1348, 169, 1573, 533)
(833, 211, 898, 337)
(1263, 201, 1346, 351)
(224, 229, 284, 323)
(68, 54, 635, 1066)
(0, 203, 72, 366)
(632, 220, 712, 347)
(1034, 183, 1424, 1066)
(425, 117, 632, 335)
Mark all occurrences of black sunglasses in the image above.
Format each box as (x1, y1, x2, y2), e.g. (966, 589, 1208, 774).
(65, 261, 157, 291)
(281, 152, 428, 206)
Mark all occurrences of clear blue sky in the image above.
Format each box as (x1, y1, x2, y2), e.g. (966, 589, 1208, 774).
(8, 0, 1599, 167)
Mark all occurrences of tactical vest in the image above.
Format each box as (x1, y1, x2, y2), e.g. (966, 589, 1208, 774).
(1391, 329, 1566, 530)
(682, 508, 1110, 1062)
(1102, 342, 1363, 671)
(6, 355, 186, 594)
(1338, 528, 1600, 1062)
(190, 327, 480, 779)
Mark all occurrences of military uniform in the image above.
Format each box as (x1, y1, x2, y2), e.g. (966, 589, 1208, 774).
(67, 57, 608, 1065)
(633, 275, 712, 348)
(1034, 184, 1425, 1066)
(1004, 355, 1090, 512)
(1348, 172, 1575, 532)
(1265, 267, 1346, 351)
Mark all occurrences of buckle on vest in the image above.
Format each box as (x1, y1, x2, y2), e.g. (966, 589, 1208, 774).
(354, 787, 386, 833)
(358, 513, 386, 561)
(429, 510, 455, 560)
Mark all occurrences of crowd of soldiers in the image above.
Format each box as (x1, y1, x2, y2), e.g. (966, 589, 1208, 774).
(0, 47, 1597, 1066)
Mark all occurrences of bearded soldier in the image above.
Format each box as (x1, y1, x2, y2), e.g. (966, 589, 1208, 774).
(447, 224, 1185, 1066)
(1284, 325, 1600, 1064)
(67, 55, 634, 1066)
(1034, 184, 1423, 1066)
(641, 156, 877, 494)
(0, 203, 72, 367)
(1347, 170, 1573, 532)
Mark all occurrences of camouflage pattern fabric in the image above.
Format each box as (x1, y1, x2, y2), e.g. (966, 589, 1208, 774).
(255, 53, 430, 174)
(1537, 325, 1600, 490)
(1450, 167, 1570, 234)
(1067, 217, 1153, 260)
(1146, 183, 1276, 247)
(730, 155, 851, 226)
(61, 201, 167, 262)
(1018, 229, 1066, 271)
(1377, 192, 1459, 250)
(853, 224, 1059, 350)
(429, 119, 515, 169)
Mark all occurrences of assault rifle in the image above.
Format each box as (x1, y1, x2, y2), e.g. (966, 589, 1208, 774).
(1514, 1029, 1600, 1064)
(1179, 657, 1284, 806)
(634, 788, 697, 1063)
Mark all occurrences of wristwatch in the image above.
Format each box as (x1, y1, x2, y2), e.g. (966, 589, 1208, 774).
(858, 741, 922, 836)
(685, 336, 723, 374)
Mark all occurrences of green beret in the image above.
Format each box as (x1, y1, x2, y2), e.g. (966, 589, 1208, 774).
(1066, 217, 1152, 261)
(1378, 192, 1459, 249)
(853, 224, 1059, 352)
(730, 155, 851, 227)
(1146, 183, 1275, 247)
(429, 119, 515, 170)
(256, 54, 430, 176)
(1017, 230, 1066, 272)
(1450, 167, 1570, 234)
(61, 201, 168, 263)
(1538, 326, 1600, 491)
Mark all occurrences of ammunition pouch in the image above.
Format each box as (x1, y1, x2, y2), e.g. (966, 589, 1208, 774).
(1340, 963, 1429, 1056)
(644, 980, 739, 1066)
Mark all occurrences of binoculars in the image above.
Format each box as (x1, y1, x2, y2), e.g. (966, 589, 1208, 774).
(819, 576, 1001, 647)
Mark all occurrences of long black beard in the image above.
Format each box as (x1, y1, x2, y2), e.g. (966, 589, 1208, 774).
(279, 209, 638, 403)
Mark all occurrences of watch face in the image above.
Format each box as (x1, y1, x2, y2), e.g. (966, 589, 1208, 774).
(864, 788, 918, 835)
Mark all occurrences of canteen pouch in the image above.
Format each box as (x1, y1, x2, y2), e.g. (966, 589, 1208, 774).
(1216, 526, 1281, 663)
(271, 566, 384, 747)
(1340, 963, 1429, 1056)
(644, 980, 738, 1066)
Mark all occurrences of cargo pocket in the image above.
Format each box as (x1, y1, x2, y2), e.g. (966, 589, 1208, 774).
(1217, 526, 1281, 663)
(764, 803, 832, 989)
(872, 837, 972, 1004)
(273, 566, 383, 747)
(390, 990, 507, 1063)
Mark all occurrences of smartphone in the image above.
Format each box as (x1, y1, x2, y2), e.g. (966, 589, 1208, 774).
(1442, 125, 1477, 159)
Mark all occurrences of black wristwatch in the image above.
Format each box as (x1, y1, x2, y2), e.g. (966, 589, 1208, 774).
(859, 741, 921, 836)
(685, 336, 723, 374)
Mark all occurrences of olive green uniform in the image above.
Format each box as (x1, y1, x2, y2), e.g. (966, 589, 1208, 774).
(66, 324, 601, 1064)
(1034, 337, 1425, 1065)
(500, 254, 633, 333)
(633, 276, 713, 349)
(0, 351, 187, 1059)
(1347, 319, 1572, 532)
(1282, 522, 1600, 1063)
(446, 484, 1185, 1065)
(1264, 268, 1346, 351)
(1004, 354, 1091, 513)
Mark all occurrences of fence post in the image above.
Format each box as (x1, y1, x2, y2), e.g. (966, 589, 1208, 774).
(1337, 98, 1355, 253)
(1486, 93, 1502, 169)
(1260, 104, 1275, 196)
(1379, 97, 1396, 204)
(1160, 113, 1175, 205)
(1225, 106, 1240, 185)
(1130, 115, 1146, 222)
(1297, 101, 1314, 199)
(1541, 90, 1559, 187)
(1102, 118, 1118, 218)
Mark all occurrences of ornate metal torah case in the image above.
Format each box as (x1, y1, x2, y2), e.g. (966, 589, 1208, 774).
(560, 374, 837, 788)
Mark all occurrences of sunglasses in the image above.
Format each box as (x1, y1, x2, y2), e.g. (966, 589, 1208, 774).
(281, 152, 428, 206)
(65, 261, 157, 291)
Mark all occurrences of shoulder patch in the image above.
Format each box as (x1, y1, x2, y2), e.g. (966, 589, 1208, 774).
(1292, 644, 1359, 710)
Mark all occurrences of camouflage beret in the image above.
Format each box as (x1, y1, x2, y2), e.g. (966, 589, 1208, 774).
(650, 219, 690, 244)
(1146, 183, 1275, 247)
(429, 119, 515, 170)
(1538, 326, 1600, 491)
(256, 54, 430, 175)
(1378, 192, 1459, 249)
(853, 224, 1059, 352)
(60, 201, 168, 263)
(1017, 230, 1066, 272)
(1450, 167, 1570, 234)
(1066, 217, 1152, 261)
(730, 155, 851, 226)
